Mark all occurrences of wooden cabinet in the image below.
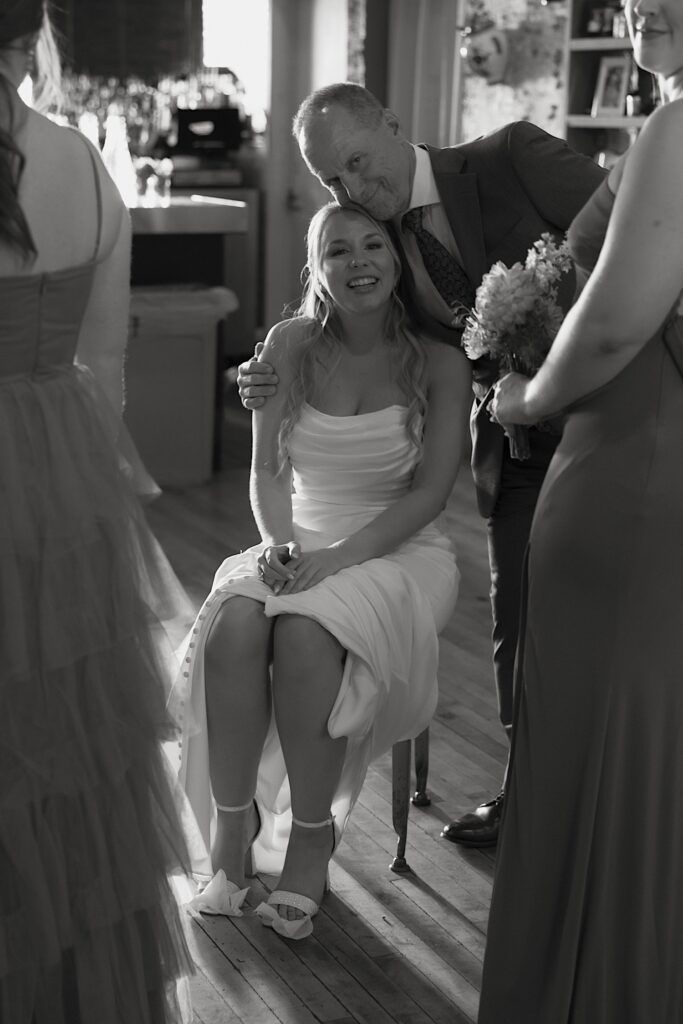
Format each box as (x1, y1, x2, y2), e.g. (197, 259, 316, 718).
(564, 1, 652, 160)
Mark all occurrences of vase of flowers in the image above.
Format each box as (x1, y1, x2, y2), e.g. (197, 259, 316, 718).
(456, 234, 574, 460)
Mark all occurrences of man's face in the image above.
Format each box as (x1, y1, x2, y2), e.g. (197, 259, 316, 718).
(299, 105, 414, 222)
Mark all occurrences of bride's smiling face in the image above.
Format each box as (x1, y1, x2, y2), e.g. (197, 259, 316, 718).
(625, 0, 683, 86)
(316, 209, 399, 317)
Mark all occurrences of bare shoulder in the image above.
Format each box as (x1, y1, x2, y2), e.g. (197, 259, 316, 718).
(619, 101, 683, 200)
(58, 121, 127, 244)
(24, 110, 126, 253)
(422, 338, 472, 414)
(637, 99, 683, 154)
(27, 110, 103, 177)
(423, 337, 471, 389)
(261, 317, 315, 376)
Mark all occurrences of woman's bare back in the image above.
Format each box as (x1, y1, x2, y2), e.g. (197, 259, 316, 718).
(0, 104, 123, 275)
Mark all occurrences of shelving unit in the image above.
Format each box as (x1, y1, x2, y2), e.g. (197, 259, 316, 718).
(565, 0, 651, 160)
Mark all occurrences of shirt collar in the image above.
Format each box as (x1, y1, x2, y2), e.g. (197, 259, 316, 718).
(407, 145, 441, 210)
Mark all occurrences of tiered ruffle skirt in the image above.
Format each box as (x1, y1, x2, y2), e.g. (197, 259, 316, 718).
(0, 365, 194, 1024)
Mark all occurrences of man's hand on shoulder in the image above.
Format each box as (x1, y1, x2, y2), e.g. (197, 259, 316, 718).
(237, 341, 279, 410)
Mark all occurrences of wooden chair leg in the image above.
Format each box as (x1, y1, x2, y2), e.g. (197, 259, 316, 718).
(412, 727, 431, 807)
(390, 739, 412, 873)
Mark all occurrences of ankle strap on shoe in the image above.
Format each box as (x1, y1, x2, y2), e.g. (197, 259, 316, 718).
(291, 815, 333, 829)
(215, 799, 254, 812)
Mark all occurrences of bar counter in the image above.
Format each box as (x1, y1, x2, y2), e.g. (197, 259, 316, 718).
(129, 194, 248, 235)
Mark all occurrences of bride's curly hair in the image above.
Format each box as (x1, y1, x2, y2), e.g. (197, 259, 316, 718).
(277, 202, 428, 468)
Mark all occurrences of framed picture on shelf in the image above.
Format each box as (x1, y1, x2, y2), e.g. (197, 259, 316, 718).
(591, 55, 630, 118)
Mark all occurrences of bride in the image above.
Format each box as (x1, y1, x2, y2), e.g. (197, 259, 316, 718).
(173, 201, 471, 939)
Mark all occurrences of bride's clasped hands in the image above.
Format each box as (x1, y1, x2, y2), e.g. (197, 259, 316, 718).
(258, 542, 348, 595)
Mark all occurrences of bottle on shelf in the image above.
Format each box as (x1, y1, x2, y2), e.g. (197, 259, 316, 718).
(625, 55, 661, 117)
(625, 55, 642, 117)
(77, 111, 100, 148)
(611, 8, 628, 39)
(101, 112, 139, 208)
(584, 1, 622, 36)
(584, 8, 602, 35)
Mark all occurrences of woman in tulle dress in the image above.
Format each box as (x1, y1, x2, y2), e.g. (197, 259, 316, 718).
(0, 4, 193, 1021)
(174, 201, 471, 939)
(482, 0, 683, 1018)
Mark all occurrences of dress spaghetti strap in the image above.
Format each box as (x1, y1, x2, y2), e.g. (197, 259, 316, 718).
(66, 126, 104, 261)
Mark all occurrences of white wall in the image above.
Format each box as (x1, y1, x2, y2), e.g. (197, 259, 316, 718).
(311, 0, 348, 89)
(387, 0, 466, 146)
(264, 0, 349, 328)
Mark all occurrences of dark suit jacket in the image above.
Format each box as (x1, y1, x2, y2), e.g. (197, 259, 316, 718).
(394, 121, 606, 518)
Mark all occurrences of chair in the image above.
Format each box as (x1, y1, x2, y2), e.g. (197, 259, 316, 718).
(390, 726, 430, 872)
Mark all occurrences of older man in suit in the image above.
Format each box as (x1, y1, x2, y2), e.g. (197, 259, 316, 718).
(238, 83, 605, 846)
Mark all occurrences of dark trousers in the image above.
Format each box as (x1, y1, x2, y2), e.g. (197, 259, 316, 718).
(486, 430, 558, 730)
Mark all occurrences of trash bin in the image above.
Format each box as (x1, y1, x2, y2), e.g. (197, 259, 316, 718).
(124, 286, 238, 488)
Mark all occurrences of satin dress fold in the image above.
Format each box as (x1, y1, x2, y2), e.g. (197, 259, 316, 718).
(173, 402, 459, 877)
(479, 179, 683, 1022)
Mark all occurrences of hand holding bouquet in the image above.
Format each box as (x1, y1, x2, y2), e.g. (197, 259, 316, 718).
(456, 233, 573, 459)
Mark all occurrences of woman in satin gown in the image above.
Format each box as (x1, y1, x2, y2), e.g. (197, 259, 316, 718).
(0, 5, 192, 1021)
(481, 0, 683, 1019)
(172, 201, 471, 939)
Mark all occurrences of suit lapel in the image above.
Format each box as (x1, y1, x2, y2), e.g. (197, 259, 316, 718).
(423, 145, 488, 289)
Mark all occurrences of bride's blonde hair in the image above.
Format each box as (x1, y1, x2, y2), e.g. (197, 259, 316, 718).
(277, 202, 428, 466)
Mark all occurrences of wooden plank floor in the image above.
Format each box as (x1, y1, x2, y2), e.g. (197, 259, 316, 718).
(147, 391, 506, 1024)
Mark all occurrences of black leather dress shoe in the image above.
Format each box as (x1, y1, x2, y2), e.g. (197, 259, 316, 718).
(440, 792, 504, 847)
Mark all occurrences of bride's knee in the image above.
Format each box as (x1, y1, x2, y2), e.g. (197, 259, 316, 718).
(204, 597, 269, 668)
(273, 615, 344, 674)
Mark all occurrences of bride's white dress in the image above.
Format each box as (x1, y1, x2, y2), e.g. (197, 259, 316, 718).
(173, 402, 459, 877)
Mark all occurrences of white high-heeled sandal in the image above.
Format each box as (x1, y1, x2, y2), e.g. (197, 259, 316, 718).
(189, 799, 260, 918)
(256, 815, 336, 940)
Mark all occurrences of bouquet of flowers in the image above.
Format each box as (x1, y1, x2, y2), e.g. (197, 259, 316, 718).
(456, 233, 574, 459)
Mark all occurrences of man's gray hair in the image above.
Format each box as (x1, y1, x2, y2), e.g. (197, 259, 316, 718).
(292, 83, 385, 140)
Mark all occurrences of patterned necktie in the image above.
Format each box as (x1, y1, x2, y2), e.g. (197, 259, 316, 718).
(403, 206, 475, 313)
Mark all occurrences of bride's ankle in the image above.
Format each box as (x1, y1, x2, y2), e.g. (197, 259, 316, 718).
(275, 817, 335, 915)
(210, 800, 258, 882)
(291, 817, 334, 844)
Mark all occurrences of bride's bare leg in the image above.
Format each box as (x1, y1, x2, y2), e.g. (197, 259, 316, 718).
(204, 597, 272, 884)
(272, 614, 347, 919)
